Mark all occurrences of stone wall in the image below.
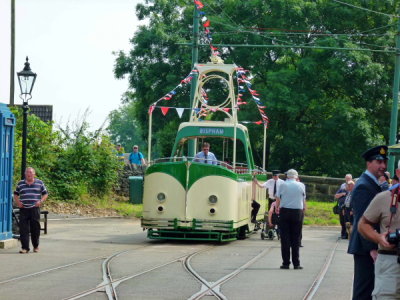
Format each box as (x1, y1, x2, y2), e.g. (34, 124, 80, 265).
(115, 165, 144, 197)
(289, 174, 343, 202)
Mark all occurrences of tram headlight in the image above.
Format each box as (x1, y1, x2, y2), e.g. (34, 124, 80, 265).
(157, 192, 166, 202)
(208, 195, 218, 204)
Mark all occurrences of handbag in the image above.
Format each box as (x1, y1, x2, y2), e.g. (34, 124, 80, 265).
(333, 202, 340, 215)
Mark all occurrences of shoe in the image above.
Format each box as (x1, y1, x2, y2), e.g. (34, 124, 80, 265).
(300, 244, 304, 247)
(19, 249, 29, 254)
(280, 265, 290, 269)
(294, 266, 303, 270)
(341, 235, 348, 239)
(33, 248, 39, 253)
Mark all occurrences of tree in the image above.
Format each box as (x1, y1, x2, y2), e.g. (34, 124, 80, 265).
(113, 0, 398, 177)
(107, 100, 145, 153)
(11, 107, 121, 200)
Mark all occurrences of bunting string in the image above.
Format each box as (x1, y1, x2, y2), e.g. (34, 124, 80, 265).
(236, 67, 269, 127)
(148, 69, 199, 114)
(150, 105, 262, 125)
(147, 1, 269, 128)
(194, 0, 220, 58)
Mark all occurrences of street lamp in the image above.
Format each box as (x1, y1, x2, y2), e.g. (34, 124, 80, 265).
(17, 56, 37, 179)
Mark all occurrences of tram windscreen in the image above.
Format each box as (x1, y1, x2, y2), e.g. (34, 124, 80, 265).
(176, 137, 248, 167)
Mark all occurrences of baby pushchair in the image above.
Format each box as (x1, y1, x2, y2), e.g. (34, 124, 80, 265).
(261, 211, 280, 240)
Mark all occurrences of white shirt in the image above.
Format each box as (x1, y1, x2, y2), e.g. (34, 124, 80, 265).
(262, 178, 285, 199)
(194, 151, 218, 165)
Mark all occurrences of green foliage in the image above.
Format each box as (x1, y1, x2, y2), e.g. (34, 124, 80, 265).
(50, 121, 121, 199)
(107, 101, 146, 152)
(111, 0, 398, 177)
(11, 107, 121, 200)
(11, 107, 60, 184)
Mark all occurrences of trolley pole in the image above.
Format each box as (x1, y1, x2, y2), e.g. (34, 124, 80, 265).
(389, 16, 400, 175)
(188, 4, 199, 157)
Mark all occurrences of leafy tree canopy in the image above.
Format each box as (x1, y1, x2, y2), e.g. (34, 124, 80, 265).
(112, 0, 399, 177)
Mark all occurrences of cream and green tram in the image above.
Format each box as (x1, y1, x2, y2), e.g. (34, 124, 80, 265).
(141, 121, 266, 242)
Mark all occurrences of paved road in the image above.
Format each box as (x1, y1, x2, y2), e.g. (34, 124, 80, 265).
(0, 217, 354, 300)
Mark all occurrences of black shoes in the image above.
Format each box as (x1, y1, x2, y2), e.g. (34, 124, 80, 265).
(280, 265, 289, 269)
(294, 266, 303, 270)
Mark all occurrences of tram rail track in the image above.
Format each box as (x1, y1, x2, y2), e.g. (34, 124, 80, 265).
(63, 246, 216, 300)
(185, 245, 274, 300)
(302, 237, 341, 300)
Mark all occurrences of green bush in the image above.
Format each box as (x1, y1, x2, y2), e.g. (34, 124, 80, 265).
(11, 107, 121, 200)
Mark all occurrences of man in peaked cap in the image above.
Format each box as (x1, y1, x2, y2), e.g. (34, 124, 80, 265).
(348, 145, 388, 300)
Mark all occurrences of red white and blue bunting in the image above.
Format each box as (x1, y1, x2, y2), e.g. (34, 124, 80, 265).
(236, 67, 269, 128)
(148, 1, 269, 128)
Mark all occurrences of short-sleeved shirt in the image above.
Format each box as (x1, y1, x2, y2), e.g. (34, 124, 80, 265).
(364, 190, 400, 251)
(14, 178, 48, 208)
(129, 152, 144, 165)
(194, 151, 217, 165)
(262, 178, 284, 199)
(277, 179, 306, 209)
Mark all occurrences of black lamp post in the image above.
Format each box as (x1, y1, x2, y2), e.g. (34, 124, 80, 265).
(17, 56, 37, 179)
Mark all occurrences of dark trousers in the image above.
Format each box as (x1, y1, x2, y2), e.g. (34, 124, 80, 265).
(339, 211, 347, 238)
(251, 200, 261, 221)
(19, 207, 41, 251)
(279, 208, 303, 266)
(268, 198, 275, 210)
(352, 254, 374, 300)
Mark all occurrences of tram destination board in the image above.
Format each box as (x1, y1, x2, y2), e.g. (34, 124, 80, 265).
(199, 127, 224, 135)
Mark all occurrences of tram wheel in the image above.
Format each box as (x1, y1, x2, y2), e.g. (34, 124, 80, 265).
(237, 226, 247, 240)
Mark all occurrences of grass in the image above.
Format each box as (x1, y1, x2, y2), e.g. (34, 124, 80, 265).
(304, 200, 340, 226)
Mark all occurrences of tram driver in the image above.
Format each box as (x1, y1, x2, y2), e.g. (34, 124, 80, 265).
(194, 142, 218, 165)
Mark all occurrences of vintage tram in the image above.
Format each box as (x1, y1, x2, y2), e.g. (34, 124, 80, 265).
(141, 61, 267, 241)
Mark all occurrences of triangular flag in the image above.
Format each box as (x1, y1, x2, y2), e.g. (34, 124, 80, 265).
(176, 108, 184, 118)
(161, 107, 170, 116)
(203, 20, 210, 27)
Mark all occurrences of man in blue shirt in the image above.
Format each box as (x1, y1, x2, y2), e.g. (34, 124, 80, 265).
(276, 169, 306, 270)
(129, 145, 146, 172)
(194, 142, 218, 165)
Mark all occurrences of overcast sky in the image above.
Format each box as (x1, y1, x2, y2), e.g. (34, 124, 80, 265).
(0, 0, 143, 130)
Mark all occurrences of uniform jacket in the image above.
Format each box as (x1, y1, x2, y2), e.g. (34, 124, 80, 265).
(348, 172, 380, 255)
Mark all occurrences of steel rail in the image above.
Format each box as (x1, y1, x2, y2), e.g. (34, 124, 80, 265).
(183, 250, 224, 300)
(302, 237, 341, 300)
(63, 246, 215, 300)
(186, 246, 273, 300)
(0, 255, 107, 285)
(100, 250, 131, 300)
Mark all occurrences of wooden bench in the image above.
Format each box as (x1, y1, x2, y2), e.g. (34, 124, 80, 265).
(40, 210, 49, 234)
(12, 209, 49, 234)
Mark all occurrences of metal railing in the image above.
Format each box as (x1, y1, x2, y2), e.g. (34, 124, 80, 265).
(148, 157, 265, 174)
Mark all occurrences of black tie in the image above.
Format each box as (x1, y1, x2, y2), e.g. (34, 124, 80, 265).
(205, 154, 208, 164)
(273, 180, 277, 198)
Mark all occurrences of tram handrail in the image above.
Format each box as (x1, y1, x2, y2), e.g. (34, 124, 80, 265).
(148, 157, 265, 174)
